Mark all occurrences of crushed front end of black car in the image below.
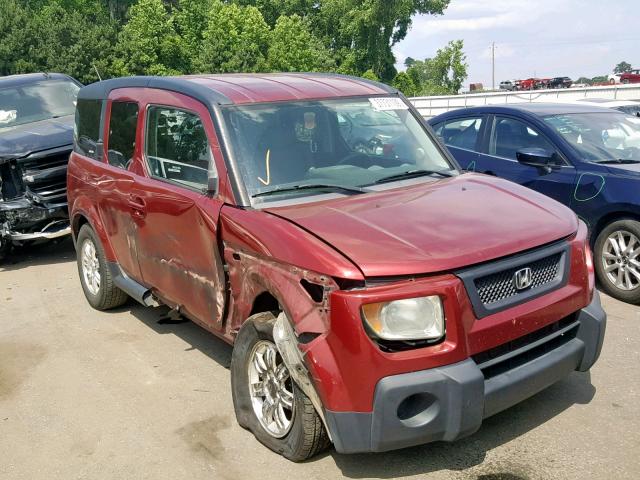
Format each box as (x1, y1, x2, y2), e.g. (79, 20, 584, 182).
(0, 73, 80, 259)
(0, 147, 71, 255)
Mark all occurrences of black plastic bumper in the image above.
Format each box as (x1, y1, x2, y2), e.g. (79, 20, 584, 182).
(325, 293, 606, 454)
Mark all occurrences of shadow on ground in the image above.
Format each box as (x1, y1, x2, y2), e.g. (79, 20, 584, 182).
(0, 237, 76, 272)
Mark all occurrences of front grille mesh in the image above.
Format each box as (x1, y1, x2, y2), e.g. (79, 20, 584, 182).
(475, 253, 562, 306)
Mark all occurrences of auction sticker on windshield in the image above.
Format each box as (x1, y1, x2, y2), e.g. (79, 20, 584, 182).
(369, 97, 408, 111)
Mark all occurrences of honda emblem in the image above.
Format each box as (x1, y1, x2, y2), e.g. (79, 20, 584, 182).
(513, 267, 533, 291)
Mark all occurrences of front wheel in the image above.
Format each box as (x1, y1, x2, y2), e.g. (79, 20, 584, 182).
(594, 219, 640, 304)
(231, 312, 329, 461)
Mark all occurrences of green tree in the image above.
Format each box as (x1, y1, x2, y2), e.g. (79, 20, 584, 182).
(267, 15, 333, 72)
(404, 56, 416, 68)
(614, 61, 632, 74)
(174, 0, 214, 63)
(237, 0, 450, 79)
(360, 69, 379, 81)
(317, 0, 450, 81)
(591, 75, 608, 84)
(391, 71, 417, 96)
(198, 2, 270, 73)
(233, 0, 317, 26)
(113, 0, 186, 76)
(405, 40, 467, 95)
(0, 0, 29, 76)
(0, 1, 118, 83)
(575, 76, 592, 85)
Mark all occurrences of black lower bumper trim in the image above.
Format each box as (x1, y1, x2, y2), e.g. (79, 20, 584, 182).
(325, 292, 606, 454)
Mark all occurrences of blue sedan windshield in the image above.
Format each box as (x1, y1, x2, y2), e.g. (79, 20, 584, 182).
(544, 112, 640, 162)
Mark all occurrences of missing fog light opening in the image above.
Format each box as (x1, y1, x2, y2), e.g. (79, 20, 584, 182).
(397, 392, 440, 427)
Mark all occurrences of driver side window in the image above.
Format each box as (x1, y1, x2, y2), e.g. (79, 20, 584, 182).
(490, 117, 557, 161)
(145, 106, 211, 190)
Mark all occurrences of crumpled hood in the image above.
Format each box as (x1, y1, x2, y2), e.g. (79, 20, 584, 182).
(0, 115, 74, 160)
(266, 173, 578, 277)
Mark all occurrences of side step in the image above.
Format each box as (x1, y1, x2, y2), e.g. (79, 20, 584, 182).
(107, 262, 159, 307)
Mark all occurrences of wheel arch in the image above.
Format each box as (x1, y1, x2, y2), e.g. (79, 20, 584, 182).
(591, 209, 640, 246)
(70, 201, 116, 261)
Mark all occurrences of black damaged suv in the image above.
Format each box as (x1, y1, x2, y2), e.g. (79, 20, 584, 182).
(0, 73, 81, 259)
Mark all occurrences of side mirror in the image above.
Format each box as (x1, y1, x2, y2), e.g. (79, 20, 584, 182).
(206, 171, 219, 196)
(516, 148, 557, 173)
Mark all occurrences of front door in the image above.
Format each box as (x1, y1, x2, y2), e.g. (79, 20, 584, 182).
(475, 115, 577, 206)
(130, 94, 226, 330)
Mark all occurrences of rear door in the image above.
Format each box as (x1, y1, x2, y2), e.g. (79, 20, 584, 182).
(130, 90, 226, 330)
(96, 96, 143, 280)
(474, 114, 577, 205)
(432, 115, 486, 171)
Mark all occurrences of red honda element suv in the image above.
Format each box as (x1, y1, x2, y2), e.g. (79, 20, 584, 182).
(67, 74, 606, 461)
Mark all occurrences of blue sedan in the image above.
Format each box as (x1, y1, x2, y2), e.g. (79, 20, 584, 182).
(430, 103, 640, 303)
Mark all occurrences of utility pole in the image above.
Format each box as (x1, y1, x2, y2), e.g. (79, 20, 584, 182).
(491, 42, 496, 90)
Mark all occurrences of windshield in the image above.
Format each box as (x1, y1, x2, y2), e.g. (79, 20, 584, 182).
(544, 112, 640, 162)
(0, 79, 80, 129)
(221, 97, 454, 202)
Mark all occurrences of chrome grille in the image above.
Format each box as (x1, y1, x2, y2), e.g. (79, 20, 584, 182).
(475, 253, 562, 306)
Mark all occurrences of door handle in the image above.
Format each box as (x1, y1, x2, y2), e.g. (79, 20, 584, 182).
(128, 194, 147, 218)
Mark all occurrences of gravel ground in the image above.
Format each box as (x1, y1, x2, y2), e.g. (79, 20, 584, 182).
(1, 238, 639, 480)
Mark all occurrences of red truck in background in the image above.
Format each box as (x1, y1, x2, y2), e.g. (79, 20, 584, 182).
(620, 69, 640, 84)
(67, 73, 606, 461)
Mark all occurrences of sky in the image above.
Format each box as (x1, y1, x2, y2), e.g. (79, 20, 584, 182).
(394, 0, 640, 89)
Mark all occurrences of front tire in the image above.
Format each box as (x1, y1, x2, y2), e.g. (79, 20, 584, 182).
(231, 312, 329, 461)
(594, 219, 640, 304)
(76, 224, 128, 310)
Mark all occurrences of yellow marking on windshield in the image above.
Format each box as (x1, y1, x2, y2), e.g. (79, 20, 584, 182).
(258, 149, 271, 186)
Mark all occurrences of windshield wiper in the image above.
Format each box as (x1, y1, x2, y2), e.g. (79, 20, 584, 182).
(252, 183, 372, 198)
(595, 159, 640, 164)
(373, 169, 454, 184)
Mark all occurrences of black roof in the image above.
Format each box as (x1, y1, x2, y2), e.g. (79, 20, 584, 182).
(0, 73, 79, 88)
(77, 76, 233, 106)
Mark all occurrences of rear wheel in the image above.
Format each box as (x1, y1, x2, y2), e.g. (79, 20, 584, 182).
(594, 219, 640, 304)
(76, 224, 128, 310)
(231, 312, 329, 461)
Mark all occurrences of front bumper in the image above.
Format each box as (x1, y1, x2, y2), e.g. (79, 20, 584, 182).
(325, 293, 606, 454)
(0, 197, 70, 243)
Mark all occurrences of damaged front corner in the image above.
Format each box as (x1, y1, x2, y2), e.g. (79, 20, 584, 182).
(273, 312, 332, 440)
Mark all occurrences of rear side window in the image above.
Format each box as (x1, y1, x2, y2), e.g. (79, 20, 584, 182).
(74, 99, 102, 158)
(145, 106, 211, 190)
(440, 117, 483, 151)
(107, 101, 139, 169)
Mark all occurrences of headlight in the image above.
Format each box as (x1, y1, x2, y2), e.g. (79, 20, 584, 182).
(361, 296, 445, 341)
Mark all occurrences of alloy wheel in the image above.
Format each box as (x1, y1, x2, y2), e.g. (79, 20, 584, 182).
(81, 238, 101, 296)
(247, 340, 295, 438)
(602, 230, 640, 291)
